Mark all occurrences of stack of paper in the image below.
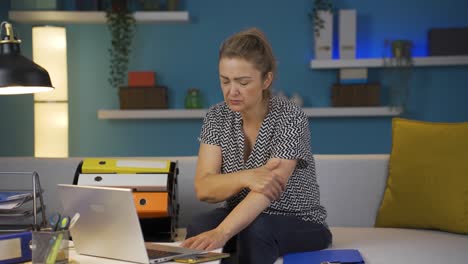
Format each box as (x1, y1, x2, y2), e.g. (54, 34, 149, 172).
(0, 192, 32, 210)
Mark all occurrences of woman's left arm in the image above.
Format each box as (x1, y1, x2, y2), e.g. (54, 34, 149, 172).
(181, 158, 297, 250)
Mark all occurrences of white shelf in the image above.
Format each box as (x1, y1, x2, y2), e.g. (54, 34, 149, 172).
(302, 106, 402, 117)
(8, 11, 189, 24)
(98, 109, 207, 119)
(310, 55, 468, 69)
(98, 107, 402, 119)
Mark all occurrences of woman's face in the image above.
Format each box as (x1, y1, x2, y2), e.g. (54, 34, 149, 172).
(219, 57, 272, 113)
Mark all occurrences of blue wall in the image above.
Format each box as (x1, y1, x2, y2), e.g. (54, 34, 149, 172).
(1, 0, 467, 157)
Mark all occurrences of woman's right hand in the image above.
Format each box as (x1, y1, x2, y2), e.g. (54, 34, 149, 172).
(242, 159, 285, 201)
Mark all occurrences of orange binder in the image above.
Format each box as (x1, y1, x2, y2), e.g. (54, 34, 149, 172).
(133, 192, 169, 218)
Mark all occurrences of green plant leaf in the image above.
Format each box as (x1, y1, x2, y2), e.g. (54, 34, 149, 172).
(106, 4, 136, 89)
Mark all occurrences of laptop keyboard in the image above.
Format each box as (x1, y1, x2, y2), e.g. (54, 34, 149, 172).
(146, 249, 180, 259)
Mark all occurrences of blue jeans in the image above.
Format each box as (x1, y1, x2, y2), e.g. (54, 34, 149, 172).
(186, 208, 332, 264)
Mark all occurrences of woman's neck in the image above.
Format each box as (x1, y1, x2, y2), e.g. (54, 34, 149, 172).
(241, 97, 269, 127)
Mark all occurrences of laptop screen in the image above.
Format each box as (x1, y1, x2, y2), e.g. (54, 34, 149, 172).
(58, 184, 150, 263)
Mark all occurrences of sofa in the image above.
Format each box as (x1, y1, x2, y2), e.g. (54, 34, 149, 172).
(0, 155, 467, 264)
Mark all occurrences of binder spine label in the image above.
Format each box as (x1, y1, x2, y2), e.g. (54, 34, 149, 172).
(0, 238, 21, 260)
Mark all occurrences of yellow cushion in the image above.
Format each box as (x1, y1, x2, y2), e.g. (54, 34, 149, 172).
(375, 118, 468, 234)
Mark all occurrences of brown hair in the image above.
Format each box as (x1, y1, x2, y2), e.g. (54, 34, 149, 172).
(219, 28, 276, 98)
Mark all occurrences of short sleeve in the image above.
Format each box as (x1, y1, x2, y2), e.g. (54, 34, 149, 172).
(272, 110, 311, 167)
(198, 105, 221, 146)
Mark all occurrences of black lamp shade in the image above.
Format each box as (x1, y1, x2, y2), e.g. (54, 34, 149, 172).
(0, 54, 54, 94)
(0, 24, 54, 95)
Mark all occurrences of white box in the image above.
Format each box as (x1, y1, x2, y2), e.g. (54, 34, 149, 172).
(77, 174, 168, 191)
(315, 10, 333, 60)
(339, 68, 368, 84)
(339, 68, 368, 80)
(339, 9, 357, 59)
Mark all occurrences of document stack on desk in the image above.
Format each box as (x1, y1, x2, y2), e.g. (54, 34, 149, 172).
(73, 158, 180, 242)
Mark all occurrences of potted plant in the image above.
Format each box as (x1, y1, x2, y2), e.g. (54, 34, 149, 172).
(383, 39, 414, 111)
(391, 40, 413, 66)
(309, 0, 334, 59)
(106, 0, 136, 90)
(309, 0, 334, 37)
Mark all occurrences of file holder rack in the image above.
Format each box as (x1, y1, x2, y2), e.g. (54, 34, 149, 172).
(0, 171, 47, 232)
(138, 161, 180, 242)
(73, 159, 180, 242)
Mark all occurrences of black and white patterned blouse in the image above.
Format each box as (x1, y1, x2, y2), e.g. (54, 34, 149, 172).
(199, 96, 327, 224)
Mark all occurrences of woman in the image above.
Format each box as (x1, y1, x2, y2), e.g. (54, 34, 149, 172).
(181, 28, 331, 264)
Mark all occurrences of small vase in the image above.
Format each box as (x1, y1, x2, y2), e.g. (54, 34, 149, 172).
(185, 89, 203, 109)
(391, 40, 413, 66)
(167, 0, 178, 11)
(290, 93, 304, 107)
(141, 0, 160, 11)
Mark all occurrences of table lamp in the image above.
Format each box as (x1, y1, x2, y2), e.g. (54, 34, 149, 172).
(0, 21, 54, 94)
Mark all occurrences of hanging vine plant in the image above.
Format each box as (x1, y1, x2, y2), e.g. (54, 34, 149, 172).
(308, 0, 334, 37)
(106, 0, 136, 90)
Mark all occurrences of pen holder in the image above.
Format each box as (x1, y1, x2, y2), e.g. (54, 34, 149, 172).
(31, 230, 69, 264)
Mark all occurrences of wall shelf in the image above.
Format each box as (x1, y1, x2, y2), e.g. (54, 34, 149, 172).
(310, 55, 468, 69)
(8, 11, 190, 24)
(98, 109, 207, 119)
(98, 107, 402, 120)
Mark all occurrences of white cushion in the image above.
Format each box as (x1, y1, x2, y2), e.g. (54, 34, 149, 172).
(275, 227, 468, 264)
(315, 155, 389, 227)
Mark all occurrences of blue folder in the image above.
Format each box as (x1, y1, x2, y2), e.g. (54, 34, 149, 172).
(284, 249, 364, 264)
(0, 231, 32, 264)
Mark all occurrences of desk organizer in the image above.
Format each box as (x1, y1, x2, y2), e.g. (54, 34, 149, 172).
(73, 158, 179, 242)
(0, 171, 47, 233)
(31, 230, 69, 264)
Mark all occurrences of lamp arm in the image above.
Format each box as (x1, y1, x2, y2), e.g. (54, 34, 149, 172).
(0, 21, 21, 44)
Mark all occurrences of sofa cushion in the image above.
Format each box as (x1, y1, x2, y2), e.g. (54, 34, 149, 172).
(329, 227, 468, 264)
(375, 118, 468, 234)
(275, 227, 468, 264)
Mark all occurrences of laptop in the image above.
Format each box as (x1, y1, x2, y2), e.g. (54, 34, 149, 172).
(57, 184, 204, 263)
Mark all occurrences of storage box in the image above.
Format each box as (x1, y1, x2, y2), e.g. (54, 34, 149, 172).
(128, 71, 156, 87)
(11, 0, 57, 10)
(338, 68, 367, 84)
(339, 9, 357, 59)
(331, 83, 380, 106)
(119, 86, 168, 109)
(428, 28, 468, 56)
(315, 11, 333, 60)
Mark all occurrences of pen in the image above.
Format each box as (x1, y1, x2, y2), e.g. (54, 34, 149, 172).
(48, 212, 62, 231)
(44, 216, 70, 264)
(69, 213, 80, 230)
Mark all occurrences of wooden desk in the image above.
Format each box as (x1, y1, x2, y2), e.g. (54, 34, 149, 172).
(26, 240, 221, 264)
(68, 249, 222, 264)
(66, 242, 222, 264)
